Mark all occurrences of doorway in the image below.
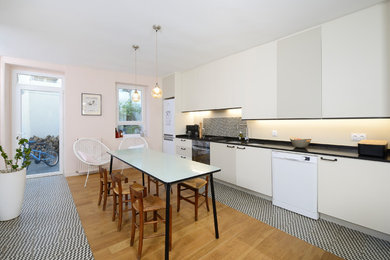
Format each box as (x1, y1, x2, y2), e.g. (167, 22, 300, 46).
(12, 71, 63, 177)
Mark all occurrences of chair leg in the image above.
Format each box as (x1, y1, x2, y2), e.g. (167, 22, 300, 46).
(84, 166, 90, 188)
(177, 185, 181, 212)
(153, 211, 157, 232)
(147, 176, 151, 194)
(118, 195, 123, 231)
(138, 212, 144, 260)
(130, 209, 136, 246)
(98, 180, 103, 206)
(195, 189, 199, 221)
(112, 194, 117, 221)
(155, 181, 159, 197)
(103, 183, 108, 211)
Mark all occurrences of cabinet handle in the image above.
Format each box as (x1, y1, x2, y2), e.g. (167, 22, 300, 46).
(237, 146, 246, 150)
(226, 145, 235, 148)
(180, 156, 186, 159)
(180, 139, 186, 142)
(320, 157, 337, 162)
(180, 147, 186, 150)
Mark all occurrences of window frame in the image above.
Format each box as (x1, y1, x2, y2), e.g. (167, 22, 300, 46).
(116, 83, 146, 136)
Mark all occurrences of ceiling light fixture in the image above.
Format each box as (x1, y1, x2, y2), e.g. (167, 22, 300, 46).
(131, 45, 141, 102)
(151, 25, 162, 98)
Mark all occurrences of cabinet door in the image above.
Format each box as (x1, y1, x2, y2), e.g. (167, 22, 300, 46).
(318, 156, 390, 234)
(241, 42, 277, 119)
(322, 2, 390, 118)
(210, 142, 236, 184)
(181, 69, 201, 111)
(277, 28, 322, 118)
(236, 146, 272, 196)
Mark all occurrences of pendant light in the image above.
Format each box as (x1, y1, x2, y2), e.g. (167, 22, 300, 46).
(131, 45, 141, 102)
(151, 25, 163, 98)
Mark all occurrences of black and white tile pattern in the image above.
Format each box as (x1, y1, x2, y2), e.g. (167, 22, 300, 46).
(211, 181, 390, 260)
(0, 175, 94, 260)
(204, 117, 247, 137)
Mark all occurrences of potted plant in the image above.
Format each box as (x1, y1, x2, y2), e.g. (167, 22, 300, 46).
(0, 137, 31, 221)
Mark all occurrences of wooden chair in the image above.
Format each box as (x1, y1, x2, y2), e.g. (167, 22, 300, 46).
(130, 182, 172, 259)
(177, 176, 209, 221)
(97, 166, 113, 211)
(111, 172, 131, 231)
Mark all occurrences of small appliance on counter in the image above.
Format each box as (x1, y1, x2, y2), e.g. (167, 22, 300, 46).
(186, 124, 199, 138)
(358, 140, 388, 158)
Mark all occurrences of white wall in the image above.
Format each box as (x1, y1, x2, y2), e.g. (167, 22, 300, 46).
(0, 56, 162, 176)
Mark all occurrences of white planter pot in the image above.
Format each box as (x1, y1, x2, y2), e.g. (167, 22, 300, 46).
(0, 168, 26, 221)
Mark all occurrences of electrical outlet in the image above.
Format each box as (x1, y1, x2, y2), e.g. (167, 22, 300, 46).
(359, 133, 367, 140)
(351, 133, 367, 141)
(272, 130, 278, 137)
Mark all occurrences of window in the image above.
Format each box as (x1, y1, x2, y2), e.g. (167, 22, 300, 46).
(116, 84, 145, 135)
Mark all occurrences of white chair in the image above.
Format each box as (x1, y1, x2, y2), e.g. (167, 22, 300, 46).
(118, 134, 148, 173)
(118, 134, 149, 150)
(73, 138, 111, 187)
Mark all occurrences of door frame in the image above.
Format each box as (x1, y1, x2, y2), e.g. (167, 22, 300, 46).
(12, 70, 64, 178)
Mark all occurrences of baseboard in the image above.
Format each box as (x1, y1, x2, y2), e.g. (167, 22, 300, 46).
(320, 213, 390, 242)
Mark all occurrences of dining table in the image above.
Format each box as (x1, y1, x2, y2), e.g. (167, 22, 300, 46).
(108, 148, 221, 260)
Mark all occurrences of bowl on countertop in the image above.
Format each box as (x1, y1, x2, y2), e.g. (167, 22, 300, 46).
(290, 138, 311, 148)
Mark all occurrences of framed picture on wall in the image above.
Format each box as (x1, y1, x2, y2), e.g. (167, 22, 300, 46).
(81, 93, 102, 116)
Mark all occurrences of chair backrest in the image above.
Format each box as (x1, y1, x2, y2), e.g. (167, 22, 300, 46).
(112, 172, 123, 194)
(73, 138, 110, 165)
(130, 182, 147, 212)
(119, 134, 148, 150)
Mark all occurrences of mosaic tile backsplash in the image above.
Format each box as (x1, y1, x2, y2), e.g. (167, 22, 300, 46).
(203, 117, 247, 138)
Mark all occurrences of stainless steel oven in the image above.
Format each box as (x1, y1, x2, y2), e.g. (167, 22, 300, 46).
(192, 140, 210, 165)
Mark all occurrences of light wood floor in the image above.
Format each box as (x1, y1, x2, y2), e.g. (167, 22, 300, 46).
(67, 169, 343, 260)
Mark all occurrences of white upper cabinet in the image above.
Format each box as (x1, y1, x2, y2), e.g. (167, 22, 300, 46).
(277, 28, 322, 119)
(322, 2, 390, 118)
(241, 42, 277, 119)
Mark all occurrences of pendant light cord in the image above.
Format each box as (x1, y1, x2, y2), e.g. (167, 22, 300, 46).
(155, 27, 158, 83)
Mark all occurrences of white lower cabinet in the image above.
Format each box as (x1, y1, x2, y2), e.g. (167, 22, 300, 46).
(210, 142, 236, 184)
(318, 156, 390, 235)
(175, 138, 192, 160)
(210, 142, 272, 196)
(236, 146, 272, 196)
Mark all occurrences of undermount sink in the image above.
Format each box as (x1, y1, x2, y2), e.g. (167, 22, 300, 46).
(226, 140, 248, 145)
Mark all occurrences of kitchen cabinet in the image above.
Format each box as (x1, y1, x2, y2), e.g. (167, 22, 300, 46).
(210, 142, 236, 184)
(322, 2, 390, 118)
(236, 145, 272, 196)
(318, 155, 390, 235)
(175, 138, 192, 160)
(277, 27, 322, 118)
(241, 42, 277, 119)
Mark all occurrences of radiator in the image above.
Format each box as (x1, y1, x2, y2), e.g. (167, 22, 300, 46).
(75, 137, 101, 174)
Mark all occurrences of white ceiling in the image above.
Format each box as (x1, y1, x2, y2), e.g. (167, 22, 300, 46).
(0, 0, 385, 77)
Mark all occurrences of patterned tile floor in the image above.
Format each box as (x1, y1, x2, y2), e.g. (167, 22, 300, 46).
(211, 181, 390, 260)
(0, 175, 94, 260)
(1, 175, 389, 260)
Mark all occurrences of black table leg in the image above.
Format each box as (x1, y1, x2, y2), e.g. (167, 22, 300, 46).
(109, 156, 113, 175)
(165, 183, 171, 260)
(107, 156, 114, 195)
(142, 172, 145, 186)
(210, 173, 219, 239)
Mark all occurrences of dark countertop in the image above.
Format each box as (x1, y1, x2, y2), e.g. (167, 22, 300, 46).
(176, 135, 390, 163)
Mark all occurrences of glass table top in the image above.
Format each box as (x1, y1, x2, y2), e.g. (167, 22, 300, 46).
(108, 148, 221, 184)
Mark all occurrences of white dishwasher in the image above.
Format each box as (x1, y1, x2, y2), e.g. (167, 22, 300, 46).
(272, 151, 319, 220)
